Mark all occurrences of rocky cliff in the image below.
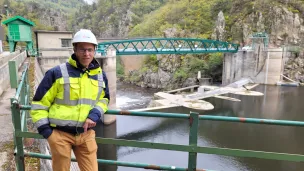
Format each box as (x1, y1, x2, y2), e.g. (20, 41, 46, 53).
(212, 3, 304, 83)
(213, 2, 304, 47)
(284, 53, 304, 83)
(127, 1, 304, 89)
(27, 3, 69, 31)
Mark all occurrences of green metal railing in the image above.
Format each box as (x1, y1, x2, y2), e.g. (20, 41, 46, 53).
(10, 65, 304, 171)
(97, 38, 239, 56)
(9, 61, 30, 171)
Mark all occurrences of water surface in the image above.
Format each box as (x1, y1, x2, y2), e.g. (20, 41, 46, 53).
(96, 84, 304, 171)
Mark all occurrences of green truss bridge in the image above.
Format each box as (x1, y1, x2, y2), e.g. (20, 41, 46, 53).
(97, 38, 239, 55)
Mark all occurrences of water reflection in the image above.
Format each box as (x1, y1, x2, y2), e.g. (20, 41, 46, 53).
(99, 84, 304, 171)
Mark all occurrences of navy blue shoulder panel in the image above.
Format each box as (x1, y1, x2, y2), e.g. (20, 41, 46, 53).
(89, 75, 98, 80)
(66, 63, 81, 78)
(33, 65, 62, 101)
(103, 71, 110, 100)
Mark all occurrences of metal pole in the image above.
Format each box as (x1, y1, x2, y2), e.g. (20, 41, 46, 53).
(17, 107, 304, 127)
(24, 152, 215, 171)
(20, 76, 25, 105)
(280, 46, 286, 82)
(25, 65, 30, 120)
(265, 51, 270, 84)
(10, 99, 25, 171)
(188, 112, 199, 170)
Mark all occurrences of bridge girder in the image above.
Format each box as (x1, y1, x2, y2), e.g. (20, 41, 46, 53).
(97, 38, 239, 56)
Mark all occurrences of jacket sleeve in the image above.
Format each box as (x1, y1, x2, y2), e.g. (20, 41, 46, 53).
(88, 71, 110, 123)
(30, 69, 58, 139)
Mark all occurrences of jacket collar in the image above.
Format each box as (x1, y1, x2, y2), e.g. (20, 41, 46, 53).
(68, 54, 102, 75)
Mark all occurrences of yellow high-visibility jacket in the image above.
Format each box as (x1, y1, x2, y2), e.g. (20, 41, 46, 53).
(30, 54, 109, 138)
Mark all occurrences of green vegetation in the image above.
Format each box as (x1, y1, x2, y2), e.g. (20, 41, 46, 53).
(1, 0, 304, 86)
(0, 0, 84, 31)
(172, 53, 223, 82)
(143, 54, 158, 66)
(141, 55, 159, 72)
(68, 0, 167, 36)
(130, 0, 167, 27)
(288, 46, 302, 57)
(116, 55, 125, 77)
(129, 0, 214, 38)
(11, 0, 85, 13)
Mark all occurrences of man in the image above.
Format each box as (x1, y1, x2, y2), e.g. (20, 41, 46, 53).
(30, 29, 109, 171)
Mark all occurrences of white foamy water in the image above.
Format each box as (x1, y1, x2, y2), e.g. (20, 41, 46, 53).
(116, 96, 141, 108)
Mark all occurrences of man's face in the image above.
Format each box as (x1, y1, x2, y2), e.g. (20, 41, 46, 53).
(74, 42, 95, 68)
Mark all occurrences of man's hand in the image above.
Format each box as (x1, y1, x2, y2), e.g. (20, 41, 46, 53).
(83, 118, 96, 132)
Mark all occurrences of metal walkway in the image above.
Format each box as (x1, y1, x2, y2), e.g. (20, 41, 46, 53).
(97, 38, 239, 55)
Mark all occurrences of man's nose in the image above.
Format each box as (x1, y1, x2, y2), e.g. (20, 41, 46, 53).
(84, 50, 90, 55)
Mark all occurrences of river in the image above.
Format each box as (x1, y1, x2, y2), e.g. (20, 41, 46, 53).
(94, 83, 304, 171)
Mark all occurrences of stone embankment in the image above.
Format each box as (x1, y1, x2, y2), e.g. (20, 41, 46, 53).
(284, 56, 304, 83)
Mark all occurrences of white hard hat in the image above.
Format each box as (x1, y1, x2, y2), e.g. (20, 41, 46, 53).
(72, 29, 98, 45)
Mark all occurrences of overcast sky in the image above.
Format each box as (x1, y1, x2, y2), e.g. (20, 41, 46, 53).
(83, 0, 96, 4)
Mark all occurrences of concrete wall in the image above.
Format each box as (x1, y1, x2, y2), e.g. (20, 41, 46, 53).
(0, 51, 26, 96)
(36, 31, 73, 57)
(39, 48, 73, 57)
(38, 56, 69, 73)
(96, 49, 117, 124)
(265, 48, 284, 84)
(37, 32, 73, 48)
(0, 51, 21, 66)
(223, 45, 283, 85)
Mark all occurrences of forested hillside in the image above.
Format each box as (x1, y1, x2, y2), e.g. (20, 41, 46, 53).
(68, 0, 168, 37)
(18, 0, 85, 12)
(0, 0, 85, 30)
(1, 0, 303, 87)
(128, 0, 304, 46)
(2, 0, 303, 45)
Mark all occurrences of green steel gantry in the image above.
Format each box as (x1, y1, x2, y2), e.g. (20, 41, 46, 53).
(98, 38, 239, 55)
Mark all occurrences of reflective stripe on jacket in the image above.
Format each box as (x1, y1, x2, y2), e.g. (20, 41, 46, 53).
(30, 55, 109, 137)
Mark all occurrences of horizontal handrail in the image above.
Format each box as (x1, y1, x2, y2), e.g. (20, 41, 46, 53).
(16, 106, 304, 127)
(24, 152, 214, 171)
(17, 131, 304, 162)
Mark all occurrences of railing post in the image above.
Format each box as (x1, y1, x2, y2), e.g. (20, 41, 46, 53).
(9, 60, 18, 89)
(188, 111, 199, 171)
(24, 64, 30, 121)
(10, 99, 25, 171)
(20, 70, 25, 105)
(26, 84, 30, 118)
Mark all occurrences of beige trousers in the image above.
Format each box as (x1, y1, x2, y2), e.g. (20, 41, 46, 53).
(47, 129, 98, 171)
